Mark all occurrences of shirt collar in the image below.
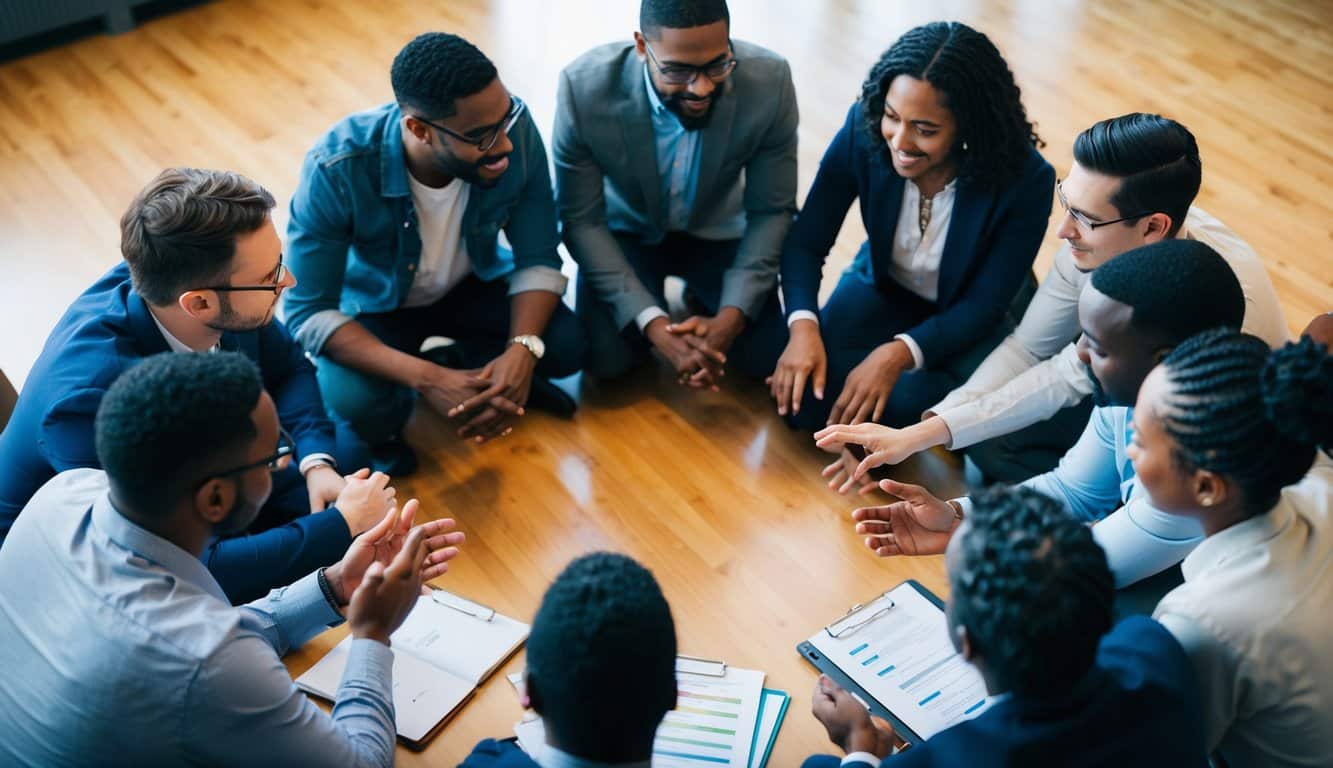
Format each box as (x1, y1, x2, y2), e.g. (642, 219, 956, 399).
(91, 492, 229, 603)
(147, 308, 217, 353)
(539, 744, 652, 768)
(1180, 499, 1295, 582)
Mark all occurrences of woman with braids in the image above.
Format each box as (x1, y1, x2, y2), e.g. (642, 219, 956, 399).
(770, 21, 1053, 433)
(1129, 329, 1333, 768)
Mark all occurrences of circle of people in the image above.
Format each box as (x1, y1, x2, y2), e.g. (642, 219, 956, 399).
(0, 4, 1329, 768)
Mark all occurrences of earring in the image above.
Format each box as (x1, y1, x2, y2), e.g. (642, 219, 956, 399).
(1201, 497, 1214, 507)
(962, 141, 969, 152)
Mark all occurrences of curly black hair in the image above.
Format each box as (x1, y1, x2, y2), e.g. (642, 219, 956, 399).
(1159, 330, 1332, 515)
(390, 32, 497, 119)
(859, 21, 1042, 189)
(641, 0, 729, 38)
(95, 351, 262, 514)
(950, 486, 1113, 698)
(1090, 239, 1244, 345)
(526, 552, 677, 757)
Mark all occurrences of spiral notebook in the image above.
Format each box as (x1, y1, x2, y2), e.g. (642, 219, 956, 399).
(296, 589, 528, 749)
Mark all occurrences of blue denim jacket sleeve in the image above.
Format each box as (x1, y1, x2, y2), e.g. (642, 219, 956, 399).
(497, 110, 568, 297)
(285, 147, 357, 356)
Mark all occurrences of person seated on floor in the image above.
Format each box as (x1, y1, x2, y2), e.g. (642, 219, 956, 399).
(554, 0, 797, 391)
(815, 113, 1287, 486)
(847, 240, 1248, 589)
(804, 485, 1209, 768)
(769, 21, 1053, 432)
(1129, 329, 1332, 768)
(0, 167, 389, 603)
(285, 32, 586, 475)
(0, 351, 464, 766)
(460, 552, 678, 768)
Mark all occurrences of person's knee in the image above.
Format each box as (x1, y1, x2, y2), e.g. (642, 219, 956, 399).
(315, 359, 413, 443)
(539, 306, 588, 380)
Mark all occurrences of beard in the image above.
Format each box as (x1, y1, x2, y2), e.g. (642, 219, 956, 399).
(1085, 363, 1111, 407)
(207, 293, 274, 333)
(433, 146, 510, 189)
(653, 79, 723, 131)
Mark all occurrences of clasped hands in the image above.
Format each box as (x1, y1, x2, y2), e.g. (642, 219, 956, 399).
(646, 308, 746, 391)
(419, 342, 538, 443)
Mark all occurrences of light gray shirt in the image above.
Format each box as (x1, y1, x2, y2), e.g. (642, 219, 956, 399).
(1155, 457, 1333, 768)
(0, 468, 397, 767)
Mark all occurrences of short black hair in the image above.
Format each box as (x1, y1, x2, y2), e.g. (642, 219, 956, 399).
(390, 32, 497, 119)
(121, 168, 275, 307)
(526, 552, 677, 756)
(950, 486, 1113, 698)
(95, 352, 262, 513)
(1073, 113, 1201, 237)
(860, 21, 1042, 189)
(1090, 239, 1244, 345)
(640, 0, 730, 38)
(1160, 331, 1332, 515)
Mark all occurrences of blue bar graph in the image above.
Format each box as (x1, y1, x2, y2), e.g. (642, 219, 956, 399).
(860, 653, 880, 667)
(918, 691, 941, 706)
(849, 643, 868, 656)
(876, 665, 896, 677)
(964, 699, 986, 715)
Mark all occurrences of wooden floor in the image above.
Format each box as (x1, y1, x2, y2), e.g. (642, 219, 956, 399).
(1, 0, 1330, 764)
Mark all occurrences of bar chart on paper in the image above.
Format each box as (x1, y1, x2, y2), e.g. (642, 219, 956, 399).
(654, 667, 765, 767)
(808, 582, 988, 740)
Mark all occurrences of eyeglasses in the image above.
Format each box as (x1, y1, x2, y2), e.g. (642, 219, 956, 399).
(413, 97, 526, 153)
(204, 259, 288, 294)
(1057, 180, 1153, 231)
(644, 42, 738, 86)
(212, 428, 295, 478)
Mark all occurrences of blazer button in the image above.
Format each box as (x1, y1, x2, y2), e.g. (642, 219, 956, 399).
(407, 263, 415, 271)
(403, 220, 410, 228)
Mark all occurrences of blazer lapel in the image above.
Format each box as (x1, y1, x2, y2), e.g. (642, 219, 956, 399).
(619, 54, 663, 229)
(937, 179, 989, 305)
(871, 175, 906, 290)
(692, 79, 737, 226)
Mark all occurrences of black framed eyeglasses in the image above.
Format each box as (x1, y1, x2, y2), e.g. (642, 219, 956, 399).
(413, 97, 526, 153)
(213, 428, 295, 478)
(1057, 180, 1153, 231)
(644, 42, 737, 86)
(203, 259, 288, 293)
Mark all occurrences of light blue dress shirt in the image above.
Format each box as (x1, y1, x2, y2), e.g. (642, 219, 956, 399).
(644, 63, 704, 236)
(0, 468, 397, 767)
(1021, 405, 1205, 586)
(539, 744, 652, 768)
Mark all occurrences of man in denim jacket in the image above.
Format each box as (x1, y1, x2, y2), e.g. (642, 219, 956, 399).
(285, 33, 585, 473)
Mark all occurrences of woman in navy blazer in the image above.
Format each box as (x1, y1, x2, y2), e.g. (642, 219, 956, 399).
(771, 22, 1054, 434)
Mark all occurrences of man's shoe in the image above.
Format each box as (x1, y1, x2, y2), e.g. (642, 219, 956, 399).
(370, 435, 418, 477)
(525, 376, 577, 417)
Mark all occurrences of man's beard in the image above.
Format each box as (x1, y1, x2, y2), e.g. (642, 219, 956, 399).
(655, 80, 724, 131)
(207, 294, 273, 333)
(436, 148, 510, 189)
(1085, 364, 1111, 407)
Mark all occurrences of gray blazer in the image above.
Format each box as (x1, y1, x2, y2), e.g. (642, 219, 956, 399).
(553, 40, 798, 328)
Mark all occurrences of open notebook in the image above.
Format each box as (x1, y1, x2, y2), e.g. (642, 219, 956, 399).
(296, 589, 529, 749)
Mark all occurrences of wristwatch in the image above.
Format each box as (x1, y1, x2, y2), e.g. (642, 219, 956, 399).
(508, 334, 545, 360)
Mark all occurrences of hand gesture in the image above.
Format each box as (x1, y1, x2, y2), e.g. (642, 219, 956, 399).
(304, 463, 347, 513)
(419, 364, 521, 440)
(813, 419, 949, 490)
(326, 499, 464, 605)
(811, 675, 896, 758)
(645, 316, 727, 391)
(827, 341, 913, 426)
(821, 448, 878, 496)
(344, 522, 438, 645)
(334, 469, 397, 536)
(667, 306, 747, 356)
(852, 479, 959, 557)
(446, 347, 534, 443)
(767, 318, 826, 416)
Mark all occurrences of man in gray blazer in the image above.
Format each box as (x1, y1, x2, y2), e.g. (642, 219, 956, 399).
(554, 0, 797, 390)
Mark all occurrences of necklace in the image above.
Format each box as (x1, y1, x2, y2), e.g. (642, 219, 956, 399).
(918, 193, 934, 235)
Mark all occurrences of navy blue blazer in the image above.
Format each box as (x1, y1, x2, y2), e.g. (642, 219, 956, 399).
(780, 103, 1053, 366)
(0, 263, 350, 582)
(459, 739, 540, 768)
(804, 617, 1209, 768)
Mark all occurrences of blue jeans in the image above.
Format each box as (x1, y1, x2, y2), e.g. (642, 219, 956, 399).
(576, 232, 788, 380)
(315, 275, 585, 445)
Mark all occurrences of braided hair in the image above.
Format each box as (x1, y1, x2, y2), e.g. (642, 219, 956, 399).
(1159, 330, 1333, 515)
(390, 32, 497, 118)
(526, 552, 677, 755)
(859, 22, 1042, 189)
(950, 486, 1113, 698)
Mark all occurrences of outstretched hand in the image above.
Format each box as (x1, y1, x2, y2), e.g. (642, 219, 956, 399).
(851, 479, 959, 557)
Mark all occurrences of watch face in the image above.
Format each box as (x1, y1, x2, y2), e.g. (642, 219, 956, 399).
(528, 335, 545, 359)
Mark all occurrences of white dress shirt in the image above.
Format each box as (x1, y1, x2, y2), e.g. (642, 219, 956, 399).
(1153, 458, 1333, 768)
(930, 206, 1290, 448)
(404, 173, 473, 308)
(789, 180, 957, 370)
(0, 468, 396, 767)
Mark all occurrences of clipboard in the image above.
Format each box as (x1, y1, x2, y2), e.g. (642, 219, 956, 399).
(796, 579, 950, 746)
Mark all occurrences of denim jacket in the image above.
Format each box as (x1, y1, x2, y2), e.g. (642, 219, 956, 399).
(283, 102, 567, 355)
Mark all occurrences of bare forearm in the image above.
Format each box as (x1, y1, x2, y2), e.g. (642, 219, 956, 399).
(322, 321, 430, 390)
(509, 290, 560, 338)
